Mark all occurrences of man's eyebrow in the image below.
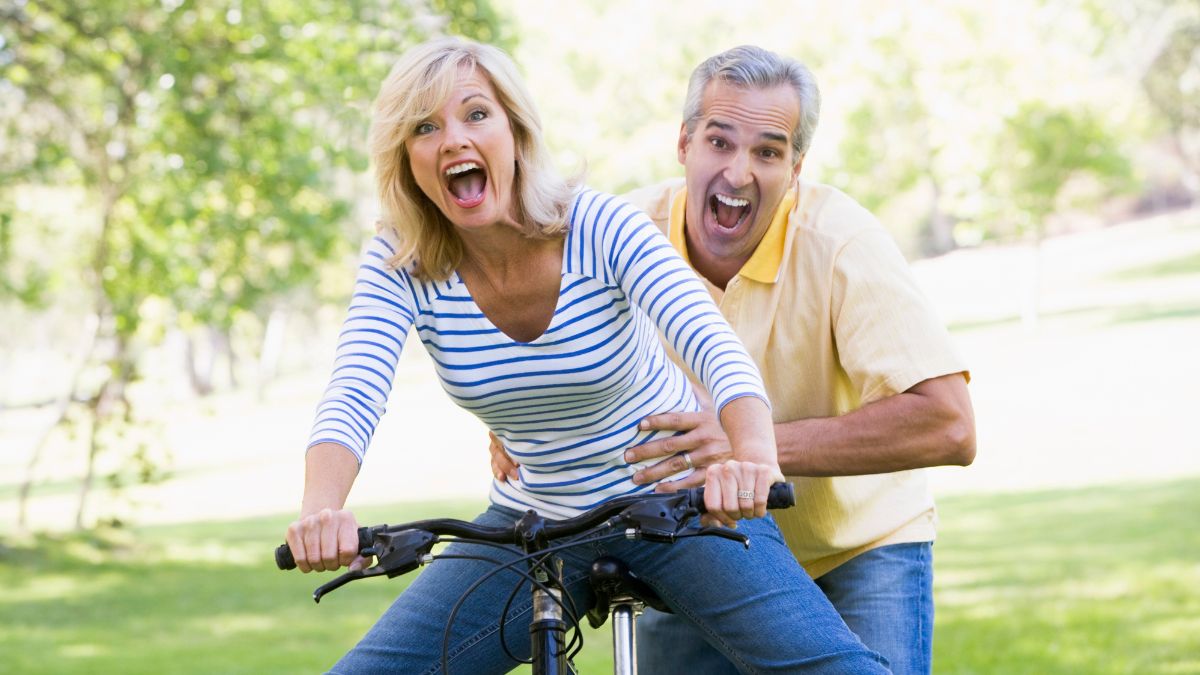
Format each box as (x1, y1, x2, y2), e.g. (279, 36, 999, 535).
(703, 119, 789, 145)
(760, 131, 789, 145)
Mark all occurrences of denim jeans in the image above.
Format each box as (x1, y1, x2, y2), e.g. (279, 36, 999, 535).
(638, 542, 934, 675)
(329, 504, 888, 674)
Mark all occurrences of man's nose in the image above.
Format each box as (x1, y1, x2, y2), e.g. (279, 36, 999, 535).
(724, 152, 752, 188)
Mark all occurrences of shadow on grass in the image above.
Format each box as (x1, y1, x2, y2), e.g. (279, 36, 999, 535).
(934, 478, 1200, 674)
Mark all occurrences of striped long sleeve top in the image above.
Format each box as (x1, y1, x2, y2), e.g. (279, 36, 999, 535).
(309, 188, 769, 518)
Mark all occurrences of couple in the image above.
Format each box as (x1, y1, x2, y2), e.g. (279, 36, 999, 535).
(286, 37, 974, 675)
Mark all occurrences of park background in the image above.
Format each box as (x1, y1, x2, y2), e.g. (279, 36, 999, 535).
(1, 0, 1198, 672)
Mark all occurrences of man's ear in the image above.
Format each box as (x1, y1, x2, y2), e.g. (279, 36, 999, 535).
(792, 153, 805, 181)
(677, 122, 690, 165)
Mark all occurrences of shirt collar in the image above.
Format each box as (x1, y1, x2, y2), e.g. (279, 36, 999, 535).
(668, 185, 797, 284)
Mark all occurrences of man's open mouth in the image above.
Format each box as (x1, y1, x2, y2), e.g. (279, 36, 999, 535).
(709, 193, 751, 230)
(445, 161, 487, 208)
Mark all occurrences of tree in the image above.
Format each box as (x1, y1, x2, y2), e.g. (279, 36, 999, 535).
(0, 0, 508, 530)
(997, 102, 1132, 327)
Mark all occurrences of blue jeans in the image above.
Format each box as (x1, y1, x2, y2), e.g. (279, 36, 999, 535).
(638, 542, 934, 675)
(329, 504, 888, 674)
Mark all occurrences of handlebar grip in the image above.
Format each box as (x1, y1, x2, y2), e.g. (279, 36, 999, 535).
(275, 527, 374, 571)
(683, 481, 795, 514)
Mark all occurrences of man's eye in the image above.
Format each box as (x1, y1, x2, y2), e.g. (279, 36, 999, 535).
(761, 149, 779, 159)
(709, 138, 727, 149)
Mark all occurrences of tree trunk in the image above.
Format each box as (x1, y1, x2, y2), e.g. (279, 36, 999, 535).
(16, 313, 101, 532)
(257, 307, 288, 400)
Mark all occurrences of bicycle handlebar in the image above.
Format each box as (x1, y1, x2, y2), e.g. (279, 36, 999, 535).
(275, 483, 794, 571)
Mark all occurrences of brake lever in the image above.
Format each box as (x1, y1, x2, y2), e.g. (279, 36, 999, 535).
(617, 493, 701, 543)
(313, 565, 390, 603)
(309, 528, 438, 603)
(680, 525, 750, 548)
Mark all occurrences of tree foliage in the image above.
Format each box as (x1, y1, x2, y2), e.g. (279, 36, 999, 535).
(0, 0, 508, 529)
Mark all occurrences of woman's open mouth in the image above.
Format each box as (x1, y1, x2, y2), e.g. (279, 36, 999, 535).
(445, 161, 488, 208)
(709, 193, 751, 230)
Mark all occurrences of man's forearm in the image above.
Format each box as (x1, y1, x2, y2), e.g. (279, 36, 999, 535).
(776, 374, 975, 476)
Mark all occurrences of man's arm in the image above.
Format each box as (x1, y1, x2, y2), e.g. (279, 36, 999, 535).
(622, 371, 974, 485)
(775, 372, 974, 476)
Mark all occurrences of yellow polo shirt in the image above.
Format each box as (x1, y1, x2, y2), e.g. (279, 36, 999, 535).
(623, 177, 968, 578)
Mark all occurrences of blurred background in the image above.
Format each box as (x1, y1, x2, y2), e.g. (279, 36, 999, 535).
(1, 0, 1198, 673)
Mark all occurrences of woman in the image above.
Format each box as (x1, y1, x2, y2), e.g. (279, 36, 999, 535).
(286, 37, 887, 673)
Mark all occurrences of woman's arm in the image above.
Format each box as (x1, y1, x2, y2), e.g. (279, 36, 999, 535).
(288, 233, 417, 572)
(286, 443, 364, 573)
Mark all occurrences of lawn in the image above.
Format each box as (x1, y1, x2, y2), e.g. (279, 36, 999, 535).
(2, 478, 1197, 674)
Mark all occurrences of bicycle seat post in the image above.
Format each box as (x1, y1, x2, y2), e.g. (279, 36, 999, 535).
(609, 596, 644, 675)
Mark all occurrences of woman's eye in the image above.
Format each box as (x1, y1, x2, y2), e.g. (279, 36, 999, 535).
(468, 109, 487, 122)
(414, 122, 436, 135)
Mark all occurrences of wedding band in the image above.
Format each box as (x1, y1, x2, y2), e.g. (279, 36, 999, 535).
(680, 451, 694, 470)
(737, 489, 755, 500)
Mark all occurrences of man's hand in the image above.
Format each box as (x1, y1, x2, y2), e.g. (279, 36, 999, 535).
(623, 409, 733, 491)
(488, 432, 521, 482)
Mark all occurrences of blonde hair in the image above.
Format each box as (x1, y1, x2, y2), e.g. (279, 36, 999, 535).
(369, 37, 575, 280)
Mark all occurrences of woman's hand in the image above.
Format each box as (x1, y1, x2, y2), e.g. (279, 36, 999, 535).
(699, 459, 785, 528)
(285, 507, 367, 573)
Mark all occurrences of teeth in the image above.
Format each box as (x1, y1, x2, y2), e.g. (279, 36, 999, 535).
(445, 162, 480, 176)
(715, 194, 749, 208)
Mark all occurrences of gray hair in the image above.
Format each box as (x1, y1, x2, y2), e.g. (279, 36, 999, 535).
(682, 46, 821, 163)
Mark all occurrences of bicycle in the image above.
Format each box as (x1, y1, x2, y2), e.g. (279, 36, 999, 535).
(275, 482, 796, 675)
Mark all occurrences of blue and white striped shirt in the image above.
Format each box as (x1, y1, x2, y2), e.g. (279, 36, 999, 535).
(309, 189, 769, 518)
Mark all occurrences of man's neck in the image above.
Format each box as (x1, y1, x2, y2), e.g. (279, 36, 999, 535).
(683, 228, 747, 290)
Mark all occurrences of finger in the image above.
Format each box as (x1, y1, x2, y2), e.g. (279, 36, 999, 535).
(706, 464, 738, 528)
(319, 508, 340, 572)
(753, 466, 772, 519)
(653, 469, 707, 493)
(348, 554, 370, 573)
(302, 516, 323, 573)
(337, 515, 360, 568)
(638, 411, 702, 433)
(737, 462, 758, 520)
(498, 452, 520, 482)
(286, 521, 311, 574)
(489, 433, 521, 481)
(633, 451, 695, 485)
(720, 462, 741, 524)
(625, 434, 679, 464)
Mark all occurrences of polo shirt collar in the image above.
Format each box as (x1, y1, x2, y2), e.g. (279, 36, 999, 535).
(668, 186, 797, 284)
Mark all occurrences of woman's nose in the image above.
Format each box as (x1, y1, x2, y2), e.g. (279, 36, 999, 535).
(440, 121, 469, 153)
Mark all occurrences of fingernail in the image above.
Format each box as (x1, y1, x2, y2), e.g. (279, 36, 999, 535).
(623, 451, 632, 462)
(632, 472, 645, 485)
(639, 419, 649, 430)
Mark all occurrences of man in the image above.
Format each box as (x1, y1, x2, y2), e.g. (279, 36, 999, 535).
(491, 45, 975, 674)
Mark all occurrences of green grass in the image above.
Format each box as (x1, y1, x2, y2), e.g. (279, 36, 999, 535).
(2, 480, 1198, 674)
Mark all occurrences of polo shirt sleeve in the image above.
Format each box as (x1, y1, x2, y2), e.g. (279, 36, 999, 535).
(830, 228, 968, 403)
